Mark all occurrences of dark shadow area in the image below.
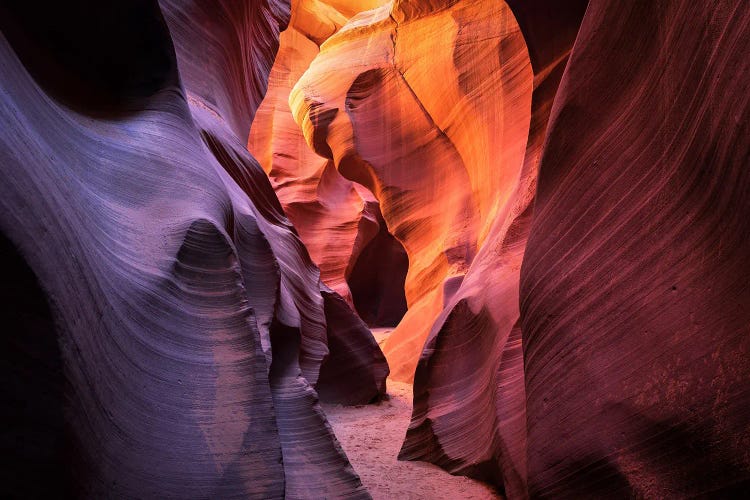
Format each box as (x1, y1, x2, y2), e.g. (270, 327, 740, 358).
(347, 216, 408, 328)
(0, 1, 176, 115)
(0, 233, 71, 498)
(316, 290, 389, 404)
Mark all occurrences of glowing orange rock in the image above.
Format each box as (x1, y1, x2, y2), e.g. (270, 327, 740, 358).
(248, 0, 404, 317)
(400, 1, 588, 495)
(291, 0, 533, 381)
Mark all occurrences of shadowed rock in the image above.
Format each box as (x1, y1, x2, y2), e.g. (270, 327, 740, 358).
(521, 0, 750, 496)
(0, 0, 385, 496)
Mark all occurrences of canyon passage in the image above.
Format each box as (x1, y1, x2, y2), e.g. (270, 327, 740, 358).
(1, 0, 749, 498)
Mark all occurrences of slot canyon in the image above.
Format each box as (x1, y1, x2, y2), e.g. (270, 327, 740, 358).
(1, 0, 748, 498)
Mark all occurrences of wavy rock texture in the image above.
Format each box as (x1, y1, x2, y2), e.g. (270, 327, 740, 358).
(520, 0, 750, 497)
(0, 1, 384, 497)
(3, 0, 748, 498)
(248, 0, 408, 327)
(399, 1, 588, 497)
(160, 0, 388, 407)
(292, 0, 534, 381)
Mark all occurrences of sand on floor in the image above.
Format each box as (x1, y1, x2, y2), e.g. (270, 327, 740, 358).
(323, 329, 500, 499)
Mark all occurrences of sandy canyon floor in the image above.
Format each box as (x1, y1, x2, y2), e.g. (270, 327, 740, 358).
(322, 330, 500, 500)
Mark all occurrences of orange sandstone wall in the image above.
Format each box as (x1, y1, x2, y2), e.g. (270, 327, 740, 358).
(400, 0, 587, 496)
(248, 0, 401, 317)
(292, 0, 533, 381)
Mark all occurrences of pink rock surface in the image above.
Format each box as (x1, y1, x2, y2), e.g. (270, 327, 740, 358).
(520, 1, 750, 496)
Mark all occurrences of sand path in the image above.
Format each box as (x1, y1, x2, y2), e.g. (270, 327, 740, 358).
(322, 330, 500, 500)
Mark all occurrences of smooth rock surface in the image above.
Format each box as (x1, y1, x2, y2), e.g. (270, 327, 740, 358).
(0, 1, 385, 497)
(400, 1, 587, 497)
(520, 1, 750, 496)
(292, 0, 534, 382)
(248, 0, 408, 327)
(3, 0, 749, 498)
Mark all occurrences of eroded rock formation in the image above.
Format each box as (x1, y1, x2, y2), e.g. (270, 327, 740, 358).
(2, 0, 749, 497)
(520, 1, 750, 496)
(288, 0, 749, 497)
(0, 1, 385, 497)
(292, 0, 534, 381)
(248, 0, 408, 327)
(160, 0, 388, 407)
(400, 1, 587, 497)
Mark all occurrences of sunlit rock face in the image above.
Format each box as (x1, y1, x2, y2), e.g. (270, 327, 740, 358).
(0, 1, 384, 497)
(292, 0, 534, 381)
(399, 1, 587, 496)
(248, 0, 408, 327)
(520, 1, 750, 497)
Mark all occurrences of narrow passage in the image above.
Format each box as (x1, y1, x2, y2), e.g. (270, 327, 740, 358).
(322, 329, 501, 500)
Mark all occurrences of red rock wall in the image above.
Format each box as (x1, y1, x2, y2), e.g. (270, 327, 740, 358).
(521, 0, 750, 496)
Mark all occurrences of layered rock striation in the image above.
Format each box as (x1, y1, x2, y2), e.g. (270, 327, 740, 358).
(0, 1, 385, 497)
(248, 0, 408, 327)
(399, 0, 587, 497)
(520, 1, 750, 496)
(2, 0, 748, 497)
(292, 0, 534, 381)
